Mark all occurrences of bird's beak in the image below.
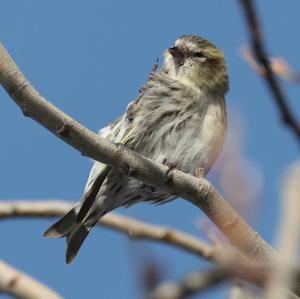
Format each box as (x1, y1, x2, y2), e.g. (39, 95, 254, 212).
(168, 46, 186, 64)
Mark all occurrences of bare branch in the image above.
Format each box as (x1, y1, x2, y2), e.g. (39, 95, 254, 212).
(144, 267, 228, 299)
(0, 43, 277, 262)
(1, 200, 299, 298)
(0, 200, 214, 261)
(228, 281, 259, 299)
(144, 247, 300, 299)
(264, 163, 300, 299)
(0, 260, 62, 299)
(241, 46, 300, 84)
(239, 0, 300, 145)
(144, 255, 300, 299)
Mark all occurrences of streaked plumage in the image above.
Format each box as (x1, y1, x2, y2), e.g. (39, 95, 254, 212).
(44, 35, 229, 264)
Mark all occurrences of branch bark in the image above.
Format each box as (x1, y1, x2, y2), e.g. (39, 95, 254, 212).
(239, 0, 300, 145)
(0, 42, 276, 262)
(0, 260, 62, 299)
(0, 200, 214, 261)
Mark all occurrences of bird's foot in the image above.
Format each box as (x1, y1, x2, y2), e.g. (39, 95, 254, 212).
(162, 158, 179, 177)
(195, 167, 205, 178)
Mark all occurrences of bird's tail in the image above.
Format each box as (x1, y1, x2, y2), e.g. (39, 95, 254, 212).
(43, 208, 92, 264)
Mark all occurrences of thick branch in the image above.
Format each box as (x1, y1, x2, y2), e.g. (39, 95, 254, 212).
(239, 0, 300, 144)
(0, 260, 62, 299)
(0, 200, 214, 261)
(0, 43, 276, 261)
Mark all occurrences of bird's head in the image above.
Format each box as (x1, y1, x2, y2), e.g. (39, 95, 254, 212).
(163, 35, 229, 94)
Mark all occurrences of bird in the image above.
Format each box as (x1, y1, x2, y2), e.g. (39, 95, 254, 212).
(44, 35, 229, 264)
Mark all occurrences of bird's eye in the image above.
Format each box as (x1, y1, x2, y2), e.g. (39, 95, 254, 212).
(193, 52, 205, 59)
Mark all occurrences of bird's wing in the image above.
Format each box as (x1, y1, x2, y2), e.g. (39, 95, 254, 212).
(77, 115, 133, 222)
(77, 68, 164, 222)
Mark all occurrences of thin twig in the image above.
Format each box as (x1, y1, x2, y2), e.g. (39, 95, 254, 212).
(239, 0, 300, 145)
(0, 42, 277, 262)
(0, 260, 62, 299)
(241, 46, 300, 84)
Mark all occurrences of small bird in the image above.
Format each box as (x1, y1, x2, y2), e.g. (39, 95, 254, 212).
(44, 35, 229, 264)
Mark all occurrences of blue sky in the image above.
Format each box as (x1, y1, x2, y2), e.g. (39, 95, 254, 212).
(1, 1, 300, 298)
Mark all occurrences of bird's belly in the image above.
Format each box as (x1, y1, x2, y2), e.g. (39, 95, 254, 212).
(145, 103, 226, 175)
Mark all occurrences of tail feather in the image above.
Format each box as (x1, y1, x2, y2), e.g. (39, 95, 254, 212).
(44, 207, 95, 264)
(66, 223, 91, 264)
(44, 208, 77, 238)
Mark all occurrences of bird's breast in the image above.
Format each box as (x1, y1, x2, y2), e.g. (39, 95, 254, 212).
(132, 93, 227, 176)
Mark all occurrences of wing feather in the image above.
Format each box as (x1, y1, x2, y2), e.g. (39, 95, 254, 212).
(77, 116, 133, 222)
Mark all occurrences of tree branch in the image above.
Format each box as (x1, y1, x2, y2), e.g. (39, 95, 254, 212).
(0, 42, 277, 262)
(239, 0, 300, 145)
(265, 163, 300, 299)
(1, 201, 299, 298)
(144, 267, 228, 299)
(0, 200, 214, 261)
(0, 260, 62, 299)
(228, 282, 258, 299)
